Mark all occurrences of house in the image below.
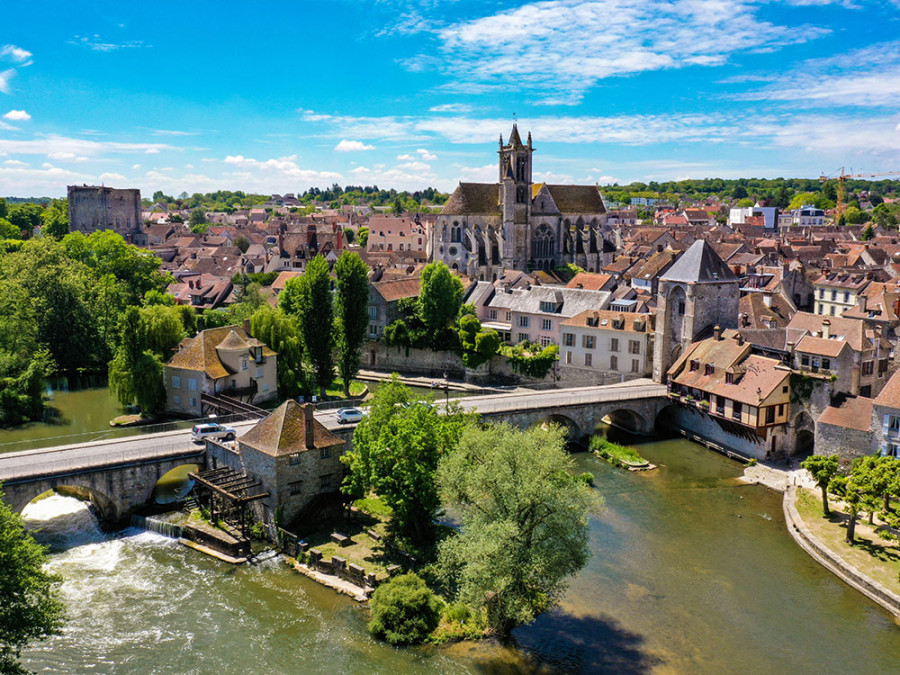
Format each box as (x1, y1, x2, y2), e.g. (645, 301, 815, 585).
(559, 310, 654, 384)
(813, 272, 869, 317)
(366, 215, 428, 254)
(666, 330, 794, 459)
(367, 277, 421, 339)
(235, 401, 345, 527)
(165, 324, 278, 417)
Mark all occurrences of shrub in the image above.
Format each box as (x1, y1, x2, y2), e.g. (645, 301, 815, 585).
(747, 458, 757, 467)
(368, 572, 441, 645)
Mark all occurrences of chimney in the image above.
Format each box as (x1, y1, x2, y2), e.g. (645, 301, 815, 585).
(243, 318, 251, 334)
(303, 403, 315, 450)
(714, 324, 722, 341)
(741, 313, 750, 327)
(822, 319, 831, 339)
(859, 295, 867, 313)
(763, 294, 772, 308)
(737, 332, 745, 346)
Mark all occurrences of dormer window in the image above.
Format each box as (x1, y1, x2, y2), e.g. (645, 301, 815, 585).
(690, 360, 699, 372)
(705, 364, 714, 376)
(725, 372, 734, 384)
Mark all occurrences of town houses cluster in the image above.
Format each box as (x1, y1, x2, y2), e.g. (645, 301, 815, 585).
(66, 126, 900, 469)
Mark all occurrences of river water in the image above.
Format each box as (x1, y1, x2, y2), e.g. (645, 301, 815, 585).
(19, 434, 900, 673)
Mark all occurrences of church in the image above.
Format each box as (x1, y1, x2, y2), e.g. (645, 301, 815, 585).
(429, 125, 613, 280)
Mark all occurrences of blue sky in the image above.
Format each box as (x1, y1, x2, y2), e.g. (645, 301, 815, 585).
(2, 0, 900, 197)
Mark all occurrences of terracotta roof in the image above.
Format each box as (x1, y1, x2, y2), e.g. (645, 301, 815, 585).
(372, 277, 421, 302)
(794, 334, 849, 358)
(167, 325, 275, 379)
(561, 309, 652, 333)
(875, 370, 900, 409)
(565, 272, 615, 291)
(442, 183, 501, 215)
(272, 271, 302, 292)
(239, 400, 343, 456)
(818, 397, 874, 432)
(786, 312, 868, 352)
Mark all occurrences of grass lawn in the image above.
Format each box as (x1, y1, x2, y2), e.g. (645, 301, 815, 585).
(324, 379, 367, 399)
(795, 487, 900, 595)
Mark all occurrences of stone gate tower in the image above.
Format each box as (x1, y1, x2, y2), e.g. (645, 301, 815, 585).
(652, 240, 740, 383)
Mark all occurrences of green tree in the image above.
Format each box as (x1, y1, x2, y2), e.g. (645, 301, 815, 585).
(281, 255, 333, 398)
(41, 199, 69, 238)
(860, 224, 875, 240)
(334, 252, 370, 397)
(830, 474, 865, 544)
(6, 203, 43, 237)
(0, 218, 19, 240)
(732, 186, 748, 200)
(342, 376, 468, 548)
(419, 262, 464, 346)
(0, 486, 66, 672)
(343, 227, 355, 245)
(108, 307, 166, 414)
(437, 423, 595, 637)
(188, 208, 207, 228)
(801, 455, 839, 517)
(356, 227, 369, 248)
(367, 572, 441, 646)
(458, 314, 500, 369)
(250, 305, 308, 398)
(139, 305, 185, 360)
(233, 236, 250, 253)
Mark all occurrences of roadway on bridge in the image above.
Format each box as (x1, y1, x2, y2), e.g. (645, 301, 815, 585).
(0, 380, 666, 483)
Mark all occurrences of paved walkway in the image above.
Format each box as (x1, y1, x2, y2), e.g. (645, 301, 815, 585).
(741, 459, 816, 493)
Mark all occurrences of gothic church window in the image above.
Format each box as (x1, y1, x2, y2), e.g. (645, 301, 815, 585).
(532, 224, 554, 260)
(516, 186, 527, 204)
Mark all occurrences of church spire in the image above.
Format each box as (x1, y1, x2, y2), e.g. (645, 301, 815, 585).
(509, 123, 522, 147)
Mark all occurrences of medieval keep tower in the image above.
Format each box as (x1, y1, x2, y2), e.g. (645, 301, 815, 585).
(652, 240, 740, 383)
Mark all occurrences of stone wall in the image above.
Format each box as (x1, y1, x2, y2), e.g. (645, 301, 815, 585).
(662, 403, 784, 461)
(814, 419, 873, 470)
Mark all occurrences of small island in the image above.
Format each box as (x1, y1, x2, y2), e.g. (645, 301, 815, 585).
(591, 436, 655, 471)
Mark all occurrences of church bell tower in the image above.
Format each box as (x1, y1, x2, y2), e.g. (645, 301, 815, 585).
(499, 124, 533, 269)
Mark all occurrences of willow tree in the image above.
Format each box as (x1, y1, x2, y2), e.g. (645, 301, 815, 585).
(108, 307, 165, 414)
(437, 423, 597, 637)
(334, 252, 370, 397)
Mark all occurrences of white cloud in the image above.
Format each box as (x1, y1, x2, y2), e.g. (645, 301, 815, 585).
(3, 109, 30, 121)
(99, 172, 127, 182)
(735, 40, 900, 107)
(334, 139, 376, 152)
(4, 159, 29, 167)
(150, 129, 199, 136)
(0, 134, 176, 159)
(185, 163, 194, 169)
(0, 45, 33, 65)
(69, 35, 147, 52)
(131, 163, 142, 170)
(0, 69, 15, 94)
(222, 154, 342, 186)
(416, 148, 437, 161)
(455, 163, 496, 183)
(429, 103, 472, 113)
(416, 0, 833, 104)
(47, 151, 89, 161)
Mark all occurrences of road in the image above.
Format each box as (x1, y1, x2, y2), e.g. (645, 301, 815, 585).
(0, 380, 665, 482)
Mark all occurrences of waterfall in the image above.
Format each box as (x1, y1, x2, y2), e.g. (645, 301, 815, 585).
(131, 514, 183, 539)
(22, 494, 105, 551)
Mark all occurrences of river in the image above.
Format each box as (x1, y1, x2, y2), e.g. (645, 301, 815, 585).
(19, 433, 900, 673)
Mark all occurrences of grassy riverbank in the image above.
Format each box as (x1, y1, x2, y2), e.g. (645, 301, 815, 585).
(795, 487, 900, 596)
(590, 436, 649, 468)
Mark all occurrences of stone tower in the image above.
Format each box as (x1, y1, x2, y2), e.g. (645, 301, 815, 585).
(652, 240, 740, 383)
(498, 124, 533, 269)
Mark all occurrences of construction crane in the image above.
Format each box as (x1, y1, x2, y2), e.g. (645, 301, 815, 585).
(818, 167, 900, 217)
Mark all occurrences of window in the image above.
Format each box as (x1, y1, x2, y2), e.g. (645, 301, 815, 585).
(610, 355, 618, 370)
(540, 336, 552, 347)
(705, 364, 714, 376)
(678, 301, 686, 315)
(565, 351, 572, 364)
(541, 319, 552, 331)
(766, 407, 775, 424)
(716, 396, 725, 416)
(585, 353, 592, 367)
(778, 404, 784, 416)
(610, 338, 619, 352)
(879, 359, 889, 376)
(819, 289, 825, 299)
(539, 301, 556, 313)
(369, 324, 378, 337)
(518, 332, 529, 342)
(319, 474, 332, 489)
(564, 333, 575, 347)
(582, 335, 595, 349)
(263, 383, 269, 393)
(831, 290, 837, 301)
(733, 401, 742, 420)
(189, 397, 197, 408)
(289, 481, 303, 496)
(489, 309, 498, 320)
(289, 453, 302, 466)
(631, 359, 640, 373)
(256, 366, 264, 378)
(830, 306, 836, 316)
(817, 304, 823, 315)
(241, 356, 248, 371)
(368, 306, 378, 320)
(725, 372, 734, 384)
(629, 340, 641, 355)
(518, 316, 530, 328)
(505, 311, 511, 321)
(863, 360, 874, 376)
(320, 447, 331, 460)
(173, 395, 181, 404)
(800, 355, 809, 367)
(844, 291, 850, 303)
(690, 360, 699, 372)
(188, 378, 197, 391)
(822, 359, 830, 370)
(172, 375, 181, 388)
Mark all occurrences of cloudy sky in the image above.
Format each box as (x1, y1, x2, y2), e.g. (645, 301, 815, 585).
(2, 0, 900, 197)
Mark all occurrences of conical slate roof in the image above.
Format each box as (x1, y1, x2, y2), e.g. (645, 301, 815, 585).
(660, 240, 737, 284)
(508, 123, 522, 146)
(216, 328, 249, 352)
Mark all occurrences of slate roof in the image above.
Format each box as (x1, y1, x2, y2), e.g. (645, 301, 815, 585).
(239, 400, 343, 456)
(660, 239, 737, 284)
(442, 183, 501, 215)
(545, 185, 606, 214)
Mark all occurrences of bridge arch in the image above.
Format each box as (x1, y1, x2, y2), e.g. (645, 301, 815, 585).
(533, 413, 584, 445)
(601, 408, 648, 434)
(19, 484, 117, 525)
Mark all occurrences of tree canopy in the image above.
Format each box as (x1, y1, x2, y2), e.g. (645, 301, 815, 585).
(437, 423, 596, 637)
(334, 252, 370, 397)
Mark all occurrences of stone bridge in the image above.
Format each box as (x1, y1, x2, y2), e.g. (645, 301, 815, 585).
(458, 380, 668, 443)
(0, 431, 208, 526)
(0, 380, 667, 522)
